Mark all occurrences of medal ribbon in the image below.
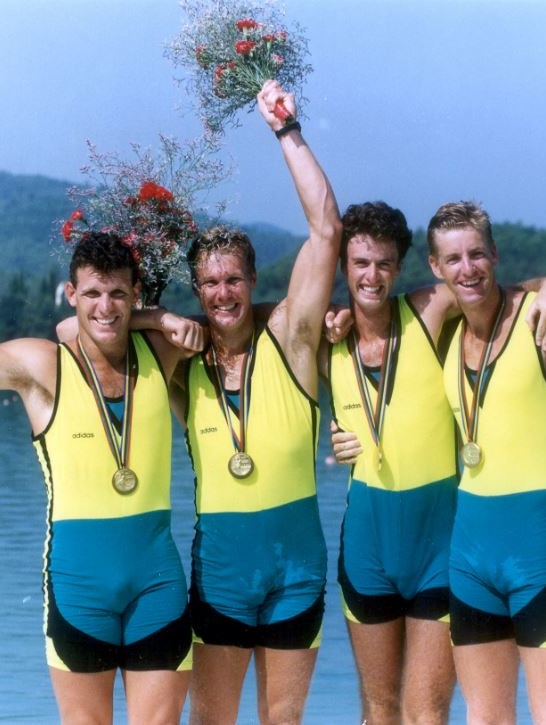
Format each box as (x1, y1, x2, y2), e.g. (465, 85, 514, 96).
(77, 336, 134, 471)
(457, 288, 505, 444)
(210, 334, 254, 455)
(349, 311, 397, 461)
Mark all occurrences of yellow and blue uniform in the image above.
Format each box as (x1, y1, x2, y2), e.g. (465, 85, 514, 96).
(445, 292, 546, 646)
(34, 333, 191, 671)
(185, 326, 326, 648)
(330, 295, 458, 623)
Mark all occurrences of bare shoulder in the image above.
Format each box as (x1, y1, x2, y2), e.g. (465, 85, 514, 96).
(409, 284, 459, 342)
(0, 337, 57, 392)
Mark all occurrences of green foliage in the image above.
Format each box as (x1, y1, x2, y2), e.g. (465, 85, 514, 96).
(0, 171, 74, 276)
(2, 171, 546, 338)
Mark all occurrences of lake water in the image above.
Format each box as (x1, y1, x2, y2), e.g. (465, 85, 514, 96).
(0, 395, 532, 723)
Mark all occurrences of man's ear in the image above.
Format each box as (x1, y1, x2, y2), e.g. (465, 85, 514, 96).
(133, 280, 142, 305)
(428, 254, 444, 281)
(64, 281, 77, 309)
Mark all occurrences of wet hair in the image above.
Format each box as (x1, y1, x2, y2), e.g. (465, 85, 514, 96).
(340, 201, 413, 266)
(187, 225, 257, 291)
(69, 231, 139, 286)
(427, 200, 494, 255)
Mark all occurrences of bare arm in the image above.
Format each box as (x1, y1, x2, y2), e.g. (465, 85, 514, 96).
(408, 283, 461, 346)
(57, 308, 205, 382)
(0, 338, 57, 432)
(257, 81, 342, 394)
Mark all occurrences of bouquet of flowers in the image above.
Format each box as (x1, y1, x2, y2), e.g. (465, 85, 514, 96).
(60, 134, 228, 305)
(166, 0, 312, 133)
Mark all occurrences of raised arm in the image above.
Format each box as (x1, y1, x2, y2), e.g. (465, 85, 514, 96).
(257, 81, 342, 390)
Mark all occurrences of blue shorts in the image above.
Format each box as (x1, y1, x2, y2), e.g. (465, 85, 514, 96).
(339, 477, 456, 623)
(450, 489, 546, 647)
(191, 497, 327, 648)
(45, 511, 191, 671)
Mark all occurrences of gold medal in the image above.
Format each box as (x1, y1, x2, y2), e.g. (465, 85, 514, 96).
(228, 452, 254, 479)
(112, 467, 138, 494)
(461, 441, 482, 468)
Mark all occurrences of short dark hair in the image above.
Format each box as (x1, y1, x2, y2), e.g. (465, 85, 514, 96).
(187, 225, 257, 291)
(427, 200, 494, 255)
(69, 231, 139, 286)
(340, 201, 413, 266)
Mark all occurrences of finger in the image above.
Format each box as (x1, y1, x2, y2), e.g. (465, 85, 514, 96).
(324, 311, 335, 329)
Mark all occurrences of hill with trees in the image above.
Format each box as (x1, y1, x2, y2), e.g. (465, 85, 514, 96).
(1, 170, 546, 338)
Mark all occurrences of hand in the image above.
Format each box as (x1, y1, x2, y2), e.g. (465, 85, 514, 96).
(324, 307, 353, 344)
(257, 79, 296, 132)
(160, 313, 207, 357)
(526, 291, 546, 354)
(330, 420, 362, 464)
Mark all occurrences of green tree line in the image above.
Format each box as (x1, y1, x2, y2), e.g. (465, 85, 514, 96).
(2, 221, 546, 341)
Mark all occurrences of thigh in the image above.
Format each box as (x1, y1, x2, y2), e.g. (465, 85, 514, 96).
(122, 605, 192, 671)
(257, 591, 324, 649)
(189, 643, 252, 725)
(49, 667, 116, 724)
(454, 640, 519, 724)
(254, 647, 318, 725)
(124, 669, 189, 725)
(347, 617, 405, 722)
(519, 646, 546, 725)
(402, 618, 455, 725)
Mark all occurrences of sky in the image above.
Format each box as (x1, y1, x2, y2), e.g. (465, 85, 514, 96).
(2, 0, 546, 235)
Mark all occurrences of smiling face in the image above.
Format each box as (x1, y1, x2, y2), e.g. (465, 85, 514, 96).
(193, 250, 256, 336)
(428, 226, 498, 309)
(343, 234, 401, 315)
(65, 265, 139, 351)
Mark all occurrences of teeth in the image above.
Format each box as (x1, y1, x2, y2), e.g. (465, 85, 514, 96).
(460, 280, 480, 288)
(361, 286, 381, 293)
(96, 318, 115, 325)
(217, 304, 236, 311)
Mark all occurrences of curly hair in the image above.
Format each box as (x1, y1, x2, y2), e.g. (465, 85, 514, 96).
(69, 231, 139, 286)
(340, 201, 413, 266)
(187, 225, 257, 290)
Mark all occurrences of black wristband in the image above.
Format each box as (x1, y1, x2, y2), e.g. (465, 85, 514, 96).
(275, 121, 301, 139)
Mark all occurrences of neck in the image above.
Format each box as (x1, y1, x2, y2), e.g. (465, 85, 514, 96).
(210, 318, 254, 357)
(77, 333, 128, 372)
(463, 284, 502, 340)
(353, 300, 393, 342)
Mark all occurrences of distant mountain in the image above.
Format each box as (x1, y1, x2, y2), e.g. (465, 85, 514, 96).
(0, 171, 74, 276)
(0, 170, 304, 279)
(2, 170, 546, 330)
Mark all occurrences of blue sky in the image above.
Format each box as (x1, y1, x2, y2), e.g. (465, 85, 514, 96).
(2, 0, 546, 234)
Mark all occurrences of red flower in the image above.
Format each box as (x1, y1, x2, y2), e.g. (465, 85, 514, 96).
(61, 209, 85, 241)
(122, 232, 138, 248)
(195, 45, 210, 69)
(61, 219, 74, 242)
(261, 34, 275, 44)
(235, 40, 256, 56)
(138, 181, 173, 203)
(236, 18, 259, 31)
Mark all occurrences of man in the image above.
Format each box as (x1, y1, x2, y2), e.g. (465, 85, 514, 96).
(324, 201, 459, 725)
(0, 231, 203, 723)
(428, 201, 546, 724)
(151, 80, 341, 724)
